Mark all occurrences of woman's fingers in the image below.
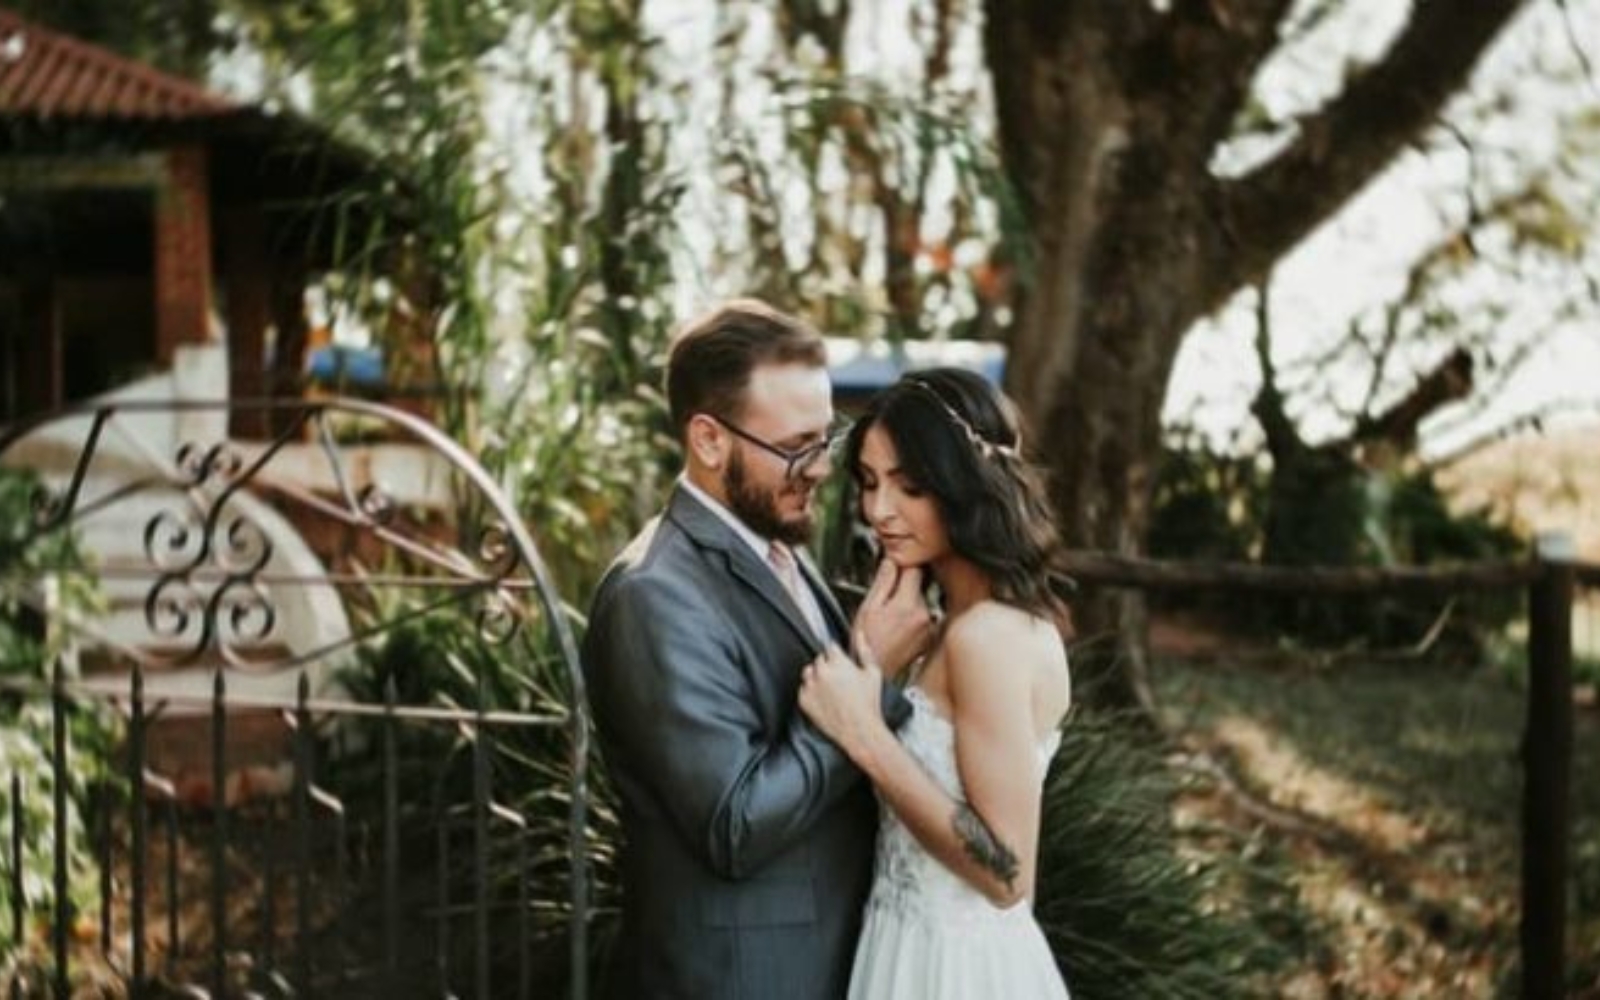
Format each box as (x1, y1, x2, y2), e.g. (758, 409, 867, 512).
(859, 557, 889, 608)
(888, 564, 921, 605)
(851, 627, 879, 671)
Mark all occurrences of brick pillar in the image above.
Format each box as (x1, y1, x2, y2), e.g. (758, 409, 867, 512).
(16, 272, 63, 415)
(268, 262, 309, 437)
(220, 207, 269, 437)
(154, 145, 214, 366)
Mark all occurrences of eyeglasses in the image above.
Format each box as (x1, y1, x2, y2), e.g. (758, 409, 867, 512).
(707, 414, 850, 480)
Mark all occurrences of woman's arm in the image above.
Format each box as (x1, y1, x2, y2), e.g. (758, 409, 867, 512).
(944, 608, 1050, 903)
(798, 606, 1048, 907)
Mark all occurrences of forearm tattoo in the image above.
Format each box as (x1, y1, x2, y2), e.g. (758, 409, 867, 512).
(952, 803, 1019, 890)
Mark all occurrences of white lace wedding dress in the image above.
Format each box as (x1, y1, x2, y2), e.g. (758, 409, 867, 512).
(848, 686, 1070, 999)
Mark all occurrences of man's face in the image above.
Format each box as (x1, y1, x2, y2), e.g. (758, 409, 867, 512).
(721, 362, 834, 546)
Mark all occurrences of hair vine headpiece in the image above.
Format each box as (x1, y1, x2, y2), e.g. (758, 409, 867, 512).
(902, 376, 1020, 461)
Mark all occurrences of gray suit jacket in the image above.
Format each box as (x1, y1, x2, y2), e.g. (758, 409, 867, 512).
(582, 486, 910, 1000)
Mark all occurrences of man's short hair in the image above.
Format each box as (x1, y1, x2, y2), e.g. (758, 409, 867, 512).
(665, 299, 828, 437)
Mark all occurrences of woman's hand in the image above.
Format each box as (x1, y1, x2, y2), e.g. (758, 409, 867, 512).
(851, 559, 934, 681)
(798, 641, 887, 763)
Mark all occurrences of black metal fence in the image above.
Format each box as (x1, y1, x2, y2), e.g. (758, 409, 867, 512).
(0, 398, 591, 999)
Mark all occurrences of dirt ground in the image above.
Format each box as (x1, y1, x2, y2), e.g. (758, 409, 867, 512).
(1152, 613, 1600, 999)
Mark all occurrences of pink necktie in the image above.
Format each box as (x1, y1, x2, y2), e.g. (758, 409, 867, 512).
(769, 542, 826, 640)
(768, 542, 804, 604)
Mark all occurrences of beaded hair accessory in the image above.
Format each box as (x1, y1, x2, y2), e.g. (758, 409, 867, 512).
(902, 376, 1021, 461)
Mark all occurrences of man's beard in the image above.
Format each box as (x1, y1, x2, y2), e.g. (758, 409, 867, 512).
(725, 449, 814, 546)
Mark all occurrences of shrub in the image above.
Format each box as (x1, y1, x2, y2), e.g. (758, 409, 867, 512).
(326, 600, 618, 991)
(1037, 710, 1285, 998)
(0, 469, 117, 966)
(1149, 441, 1525, 657)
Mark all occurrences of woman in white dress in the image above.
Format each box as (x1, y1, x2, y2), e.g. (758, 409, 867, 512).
(799, 368, 1072, 999)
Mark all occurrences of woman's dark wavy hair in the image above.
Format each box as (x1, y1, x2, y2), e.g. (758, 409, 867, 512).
(844, 367, 1065, 620)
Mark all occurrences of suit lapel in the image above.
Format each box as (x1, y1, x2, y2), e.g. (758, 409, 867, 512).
(667, 487, 824, 653)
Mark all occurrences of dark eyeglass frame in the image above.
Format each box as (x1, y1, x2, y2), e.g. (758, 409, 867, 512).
(705, 414, 850, 480)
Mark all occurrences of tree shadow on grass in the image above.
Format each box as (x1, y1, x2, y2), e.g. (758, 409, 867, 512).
(1153, 655, 1600, 994)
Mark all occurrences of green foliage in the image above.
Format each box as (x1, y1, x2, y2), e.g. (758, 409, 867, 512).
(1261, 449, 1368, 573)
(328, 598, 617, 986)
(0, 708, 108, 962)
(1575, 816, 1600, 992)
(0, 469, 118, 961)
(12, 0, 221, 78)
(0, 472, 101, 659)
(1148, 430, 1268, 566)
(1577, 650, 1600, 693)
(1149, 440, 1525, 655)
(1381, 471, 1524, 565)
(228, 1, 682, 598)
(725, 74, 1030, 339)
(1036, 710, 1285, 998)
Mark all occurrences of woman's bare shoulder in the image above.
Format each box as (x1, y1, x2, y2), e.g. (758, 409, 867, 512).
(946, 601, 1060, 646)
(944, 602, 1066, 677)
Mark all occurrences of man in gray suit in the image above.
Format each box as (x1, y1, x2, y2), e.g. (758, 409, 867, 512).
(582, 299, 931, 999)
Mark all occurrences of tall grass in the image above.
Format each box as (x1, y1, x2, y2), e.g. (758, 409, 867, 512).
(1037, 710, 1285, 999)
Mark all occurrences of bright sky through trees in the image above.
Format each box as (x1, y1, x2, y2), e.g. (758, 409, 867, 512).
(644, 0, 1600, 460)
(211, 0, 1600, 461)
(1164, 0, 1600, 459)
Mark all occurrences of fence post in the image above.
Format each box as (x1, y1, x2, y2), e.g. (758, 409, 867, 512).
(1523, 531, 1574, 1000)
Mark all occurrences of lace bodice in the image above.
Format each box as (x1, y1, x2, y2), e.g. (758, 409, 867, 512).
(867, 685, 1062, 923)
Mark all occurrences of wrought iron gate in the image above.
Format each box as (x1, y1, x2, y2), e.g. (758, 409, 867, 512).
(0, 398, 591, 999)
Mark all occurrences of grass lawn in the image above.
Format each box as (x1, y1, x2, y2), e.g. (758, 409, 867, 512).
(1153, 651, 1600, 998)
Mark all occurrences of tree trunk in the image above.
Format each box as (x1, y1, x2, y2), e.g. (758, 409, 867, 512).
(982, 0, 1531, 709)
(1026, 238, 1194, 711)
(984, 3, 1199, 710)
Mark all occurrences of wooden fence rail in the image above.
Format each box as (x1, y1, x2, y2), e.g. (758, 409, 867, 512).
(1056, 542, 1596, 1000)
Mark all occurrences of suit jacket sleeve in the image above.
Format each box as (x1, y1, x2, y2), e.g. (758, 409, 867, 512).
(881, 680, 912, 730)
(588, 571, 868, 880)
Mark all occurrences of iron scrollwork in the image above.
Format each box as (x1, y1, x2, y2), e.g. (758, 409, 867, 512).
(356, 482, 398, 527)
(137, 439, 280, 665)
(476, 519, 522, 580)
(174, 441, 246, 489)
(0, 395, 592, 995)
(475, 587, 522, 645)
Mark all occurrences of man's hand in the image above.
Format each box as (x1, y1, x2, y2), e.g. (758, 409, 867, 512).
(850, 559, 934, 681)
(799, 643, 885, 763)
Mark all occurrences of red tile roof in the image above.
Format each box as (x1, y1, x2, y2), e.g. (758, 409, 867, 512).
(0, 6, 237, 120)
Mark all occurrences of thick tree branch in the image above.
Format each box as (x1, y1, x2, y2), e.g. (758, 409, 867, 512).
(1352, 347, 1474, 453)
(1157, 0, 1296, 153)
(1208, 0, 1531, 312)
(983, 1, 1161, 216)
(925, 0, 956, 85)
(776, 0, 851, 59)
(1249, 275, 1303, 461)
(982, 0, 1073, 216)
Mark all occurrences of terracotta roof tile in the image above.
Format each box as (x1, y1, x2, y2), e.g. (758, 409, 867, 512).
(0, 6, 237, 120)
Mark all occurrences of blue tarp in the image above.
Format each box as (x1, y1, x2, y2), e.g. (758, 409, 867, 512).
(825, 337, 1006, 402)
(306, 344, 385, 387)
(307, 338, 1008, 398)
